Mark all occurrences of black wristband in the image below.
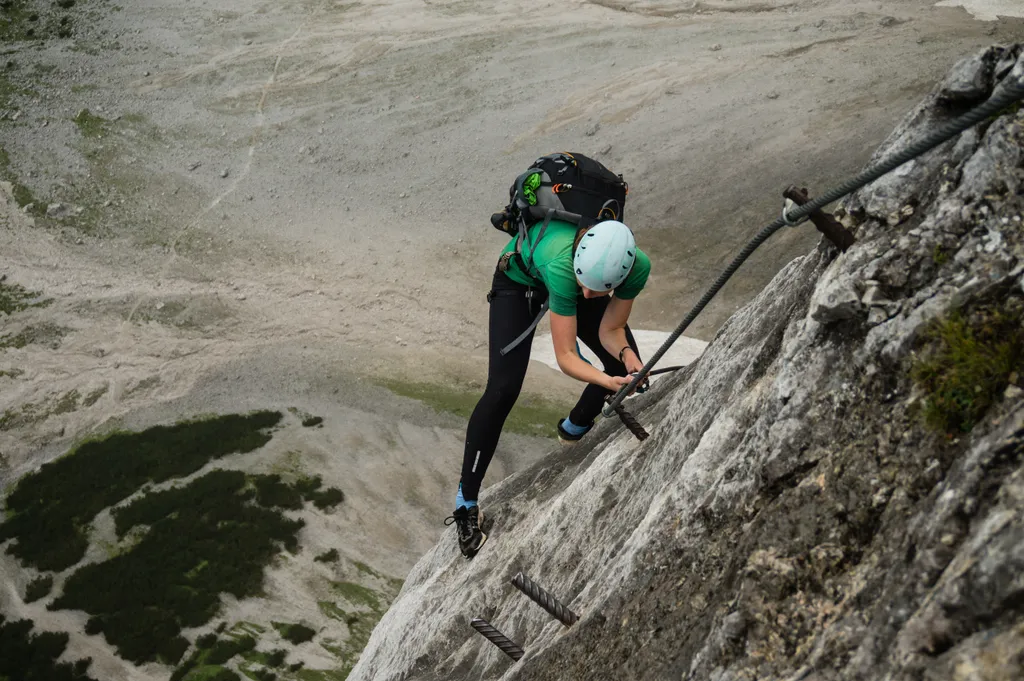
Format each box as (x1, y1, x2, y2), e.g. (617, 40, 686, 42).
(618, 345, 634, 363)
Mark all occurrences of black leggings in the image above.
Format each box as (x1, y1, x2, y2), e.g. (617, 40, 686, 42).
(459, 269, 639, 502)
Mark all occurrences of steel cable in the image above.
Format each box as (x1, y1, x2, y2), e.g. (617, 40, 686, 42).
(604, 77, 1024, 416)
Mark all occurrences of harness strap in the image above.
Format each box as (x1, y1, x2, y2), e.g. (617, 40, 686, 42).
(499, 301, 549, 356)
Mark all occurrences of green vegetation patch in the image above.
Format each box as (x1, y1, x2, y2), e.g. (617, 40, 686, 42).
(182, 665, 241, 681)
(288, 407, 324, 429)
(0, 321, 70, 349)
(308, 486, 344, 510)
(332, 581, 379, 611)
(0, 68, 36, 110)
(72, 108, 108, 138)
(0, 411, 282, 571)
(0, 75, 44, 209)
(54, 469, 304, 664)
(312, 568, 402, 676)
(0, 388, 81, 432)
(252, 473, 305, 510)
(314, 548, 339, 563)
(177, 635, 286, 681)
(0, 0, 87, 42)
(353, 559, 403, 591)
(229, 621, 267, 638)
(0, 146, 41, 212)
(196, 633, 218, 649)
(0, 1, 39, 43)
(272, 622, 316, 645)
(240, 666, 279, 681)
(381, 378, 567, 438)
(252, 473, 343, 511)
(293, 670, 347, 681)
(204, 635, 257, 665)
(0, 276, 52, 315)
(912, 299, 1024, 434)
(317, 601, 346, 622)
(0, 614, 97, 681)
(24, 574, 53, 602)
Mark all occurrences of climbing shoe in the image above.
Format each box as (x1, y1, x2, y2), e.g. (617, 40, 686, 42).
(445, 506, 487, 558)
(556, 418, 592, 444)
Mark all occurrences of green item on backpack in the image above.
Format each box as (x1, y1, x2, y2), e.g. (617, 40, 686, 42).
(522, 172, 542, 206)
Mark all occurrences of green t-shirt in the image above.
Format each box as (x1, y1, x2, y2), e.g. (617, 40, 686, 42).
(500, 220, 651, 316)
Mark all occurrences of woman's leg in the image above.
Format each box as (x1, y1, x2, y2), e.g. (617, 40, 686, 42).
(567, 295, 640, 428)
(459, 272, 546, 503)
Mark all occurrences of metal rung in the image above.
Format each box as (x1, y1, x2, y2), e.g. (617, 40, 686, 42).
(511, 572, 579, 627)
(470, 618, 524, 661)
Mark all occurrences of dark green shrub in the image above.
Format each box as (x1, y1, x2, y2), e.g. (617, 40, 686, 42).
(309, 487, 344, 510)
(0, 411, 282, 570)
(0, 279, 51, 316)
(84, 618, 102, 635)
(293, 475, 322, 497)
(0, 615, 96, 681)
(266, 649, 287, 667)
(24, 575, 53, 603)
(314, 548, 339, 563)
(170, 652, 198, 681)
(274, 622, 316, 645)
(205, 635, 256, 665)
(196, 633, 217, 649)
(53, 469, 303, 664)
(159, 636, 190, 665)
(301, 416, 323, 427)
(251, 474, 303, 510)
(113, 470, 246, 537)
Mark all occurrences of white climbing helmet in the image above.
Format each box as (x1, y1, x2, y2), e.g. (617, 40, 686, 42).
(573, 220, 637, 291)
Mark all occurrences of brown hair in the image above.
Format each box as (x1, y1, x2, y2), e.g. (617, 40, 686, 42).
(572, 226, 589, 253)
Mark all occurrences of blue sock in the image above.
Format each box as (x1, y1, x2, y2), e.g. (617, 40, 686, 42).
(456, 483, 477, 510)
(560, 418, 590, 436)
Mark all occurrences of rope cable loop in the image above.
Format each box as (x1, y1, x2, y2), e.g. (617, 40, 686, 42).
(602, 76, 1024, 418)
(782, 198, 810, 227)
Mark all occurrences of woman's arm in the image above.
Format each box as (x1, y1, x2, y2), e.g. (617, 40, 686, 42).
(598, 297, 643, 372)
(550, 312, 631, 391)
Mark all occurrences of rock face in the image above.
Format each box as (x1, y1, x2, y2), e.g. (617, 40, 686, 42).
(349, 45, 1024, 681)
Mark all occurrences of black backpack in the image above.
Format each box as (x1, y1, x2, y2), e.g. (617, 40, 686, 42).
(491, 152, 628, 276)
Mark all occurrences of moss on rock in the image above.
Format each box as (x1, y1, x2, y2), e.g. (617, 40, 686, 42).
(912, 298, 1023, 434)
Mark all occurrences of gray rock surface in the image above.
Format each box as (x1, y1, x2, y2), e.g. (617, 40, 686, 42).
(349, 45, 1024, 681)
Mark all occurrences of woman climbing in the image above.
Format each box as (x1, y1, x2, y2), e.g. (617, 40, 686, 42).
(446, 172, 651, 557)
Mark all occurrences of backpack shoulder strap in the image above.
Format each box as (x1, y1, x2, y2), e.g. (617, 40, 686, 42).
(516, 209, 556, 277)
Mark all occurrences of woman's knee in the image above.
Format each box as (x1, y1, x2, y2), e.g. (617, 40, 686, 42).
(483, 380, 523, 412)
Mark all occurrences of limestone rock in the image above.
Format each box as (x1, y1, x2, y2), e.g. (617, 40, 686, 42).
(348, 46, 1024, 681)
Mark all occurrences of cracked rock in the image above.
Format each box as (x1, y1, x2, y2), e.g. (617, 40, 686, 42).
(938, 49, 993, 104)
(809, 274, 863, 323)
